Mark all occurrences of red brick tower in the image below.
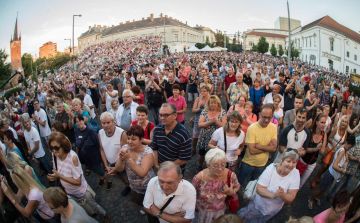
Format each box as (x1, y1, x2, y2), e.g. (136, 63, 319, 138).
(10, 14, 23, 85)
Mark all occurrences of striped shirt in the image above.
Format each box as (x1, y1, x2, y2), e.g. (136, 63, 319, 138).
(151, 122, 192, 170)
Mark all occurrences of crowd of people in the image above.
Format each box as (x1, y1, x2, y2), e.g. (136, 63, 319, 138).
(0, 35, 360, 223)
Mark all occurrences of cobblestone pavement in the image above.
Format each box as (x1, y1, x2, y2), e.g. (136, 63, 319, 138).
(33, 96, 359, 223)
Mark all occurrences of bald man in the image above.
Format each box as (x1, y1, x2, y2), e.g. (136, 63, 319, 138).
(263, 84, 284, 108)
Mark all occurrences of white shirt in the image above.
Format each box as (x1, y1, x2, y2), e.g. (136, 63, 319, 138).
(263, 92, 284, 108)
(211, 127, 245, 162)
(24, 126, 45, 158)
(8, 127, 18, 140)
(83, 94, 95, 119)
(99, 127, 125, 164)
(105, 90, 118, 112)
(34, 109, 51, 137)
(143, 177, 196, 223)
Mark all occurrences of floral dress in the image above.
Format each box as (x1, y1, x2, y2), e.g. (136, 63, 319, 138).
(191, 170, 240, 223)
(196, 109, 226, 151)
(192, 99, 207, 138)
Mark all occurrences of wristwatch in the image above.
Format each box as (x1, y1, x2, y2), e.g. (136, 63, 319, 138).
(12, 199, 16, 205)
(157, 211, 162, 219)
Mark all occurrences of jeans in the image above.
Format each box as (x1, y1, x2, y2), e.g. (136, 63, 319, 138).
(329, 173, 354, 196)
(237, 162, 266, 185)
(151, 106, 160, 126)
(37, 155, 53, 174)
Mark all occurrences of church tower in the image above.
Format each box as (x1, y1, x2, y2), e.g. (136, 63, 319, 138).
(10, 14, 23, 84)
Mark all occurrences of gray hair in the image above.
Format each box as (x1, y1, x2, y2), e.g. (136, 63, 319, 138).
(205, 149, 226, 165)
(56, 102, 64, 107)
(158, 161, 182, 178)
(281, 149, 299, 162)
(123, 89, 133, 97)
(20, 113, 31, 129)
(160, 103, 176, 113)
(3, 118, 10, 125)
(100, 111, 115, 122)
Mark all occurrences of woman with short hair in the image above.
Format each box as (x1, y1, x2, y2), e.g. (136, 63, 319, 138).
(43, 187, 97, 223)
(69, 98, 90, 129)
(130, 105, 155, 145)
(238, 149, 300, 223)
(167, 84, 187, 125)
(192, 149, 240, 223)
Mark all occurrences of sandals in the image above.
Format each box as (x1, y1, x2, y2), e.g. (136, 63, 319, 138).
(308, 199, 313, 210)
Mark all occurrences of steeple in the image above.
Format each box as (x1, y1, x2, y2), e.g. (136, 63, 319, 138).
(13, 13, 19, 41)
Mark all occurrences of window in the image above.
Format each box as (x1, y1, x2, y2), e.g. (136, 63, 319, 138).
(347, 51, 350, 58)
(330, 41, 334, 51)
(306, 55, 307, 62)
(88, 38, 90, 43)
(355, 43, 357, 49)
(354, 69, 357, 73)
(93, 36, 95, 41)
(346, 66, 349, 73)
(355, 55, 358, 61)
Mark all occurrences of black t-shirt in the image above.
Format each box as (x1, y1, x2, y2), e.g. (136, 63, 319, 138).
(304, 98, 314, 120)
(164, 81, 181, 98)
(27, 100, 34, 116)
(243, 75, 252, 87)
(302, 134, 324, 164)
(283, 89, 297, 112)
(304, 84, 310, 94)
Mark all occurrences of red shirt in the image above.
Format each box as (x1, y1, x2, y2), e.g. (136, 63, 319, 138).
(343, 91, 350, 102)
(224, 74, 236, 91)
(131, 120, 155, 140)
(135, 94, 145, 105)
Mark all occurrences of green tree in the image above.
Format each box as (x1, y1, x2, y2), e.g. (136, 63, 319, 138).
(0, 49, 12, 86)
(31, 72, 38, 84)
(286, 43, 300, 60)
(21, 53, 34, 77)
(270, 44, 277, 56)
(256, 36, 269, 54)
(205, 37, 211, 47)
(215, 30, 224, 47)
(195, 43, 206, 49)
(252, 44, 258, 52)
(231, 38, 237, 52)
(278, 45, 284, 56)
(42, 70, 47, 79)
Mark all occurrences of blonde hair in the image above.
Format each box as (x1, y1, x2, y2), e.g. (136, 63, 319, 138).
(111, 99, 118, 106)
(286, 216, 314, 223)
(273, 94, 281, 102)
(10, 166, 44, 196)
(206, 95, 222, 112)
(72, 98, 82, 106)
(6, 152, 26, 169)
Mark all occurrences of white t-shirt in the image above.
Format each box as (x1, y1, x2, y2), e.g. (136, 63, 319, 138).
(83, 94, 95, 119)
(254, 164, 300, 215)
(34, 109, 51, 137)
(24, 127, 45, 158)
(263, 93, 284, 108)
(105, 90, 118, 112)
(211, 127, 245, 162)
(28, 188, 55, 220)
(99, 127, 124, 164)
(325, 116, 332, 133)
(8, 127, 18, 140)
(329, 147, 346, 180)
(273, 108, 284, 122)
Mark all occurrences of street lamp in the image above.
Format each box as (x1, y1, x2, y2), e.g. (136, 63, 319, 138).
(223, 31, 227, 49)
(64, 38, 71, 54)
(73, 14, 82, 70)
(287, 0, 291, 68)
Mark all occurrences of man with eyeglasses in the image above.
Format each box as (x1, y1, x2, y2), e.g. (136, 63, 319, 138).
(274, 107, 310, 164)
(151, 103, 192, 175)
(116, 89, 139, 131)
(237, 104, 278, 185)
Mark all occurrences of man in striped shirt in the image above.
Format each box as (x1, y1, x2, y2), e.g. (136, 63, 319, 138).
(151, 103, 192, 175)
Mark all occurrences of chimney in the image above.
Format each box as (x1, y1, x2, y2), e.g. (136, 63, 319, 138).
(186, 21, 187, 25)
(150, 13, 154, 22)
(120, 22, 123, 25)
(97, 25, 101, 28)
(160, 13, 163, 18)
(126, 20, 130, 24)
(196, 24, 198, 26)
(112, 25, 114, 27)
(142, 17, 144, 20)
(104, 25, 107, 28)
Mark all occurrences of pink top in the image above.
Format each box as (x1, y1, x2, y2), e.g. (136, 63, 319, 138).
(66, 83, 75, 93)
(313, 209, 345, 223)
(191, 171, 240, 211)
(53, 150, 88, 197)
(28, 188, 55, 219)
(167, 95, 187, 123)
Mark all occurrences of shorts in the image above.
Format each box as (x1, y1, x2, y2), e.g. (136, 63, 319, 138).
(319, 169, 334, 192)
(89, 164, 106, 177)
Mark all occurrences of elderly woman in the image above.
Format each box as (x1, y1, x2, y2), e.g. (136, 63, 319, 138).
(167, 84, 187, 125)
(44, 187, 98, 223)
(68, 98, 90, 129)
(208, 111, 245, 172)
(238, 149, 300, 223)
(227, 94, 246, 115)
(196, 95, 227, 172)
(114, 125, 155, 206)
(75, 114, 112, 188)
(131, 105, 155, 146)
(192, 149, 240, 223)
(47, 132, 110, 223)
(0, 166, 58, 222)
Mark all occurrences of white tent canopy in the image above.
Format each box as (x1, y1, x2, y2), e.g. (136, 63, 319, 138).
(281, 54, 288, 58)
(186, 46, 200, 52)
(200, 45, 214, 52)
(265, 52, 271, 55)
(213, 46, 227, 51)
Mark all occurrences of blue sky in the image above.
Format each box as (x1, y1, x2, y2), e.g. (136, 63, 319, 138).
(1, 0, 359, 60)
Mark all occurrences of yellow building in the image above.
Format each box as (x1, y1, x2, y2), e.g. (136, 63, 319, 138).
(39, 41, 57, 58)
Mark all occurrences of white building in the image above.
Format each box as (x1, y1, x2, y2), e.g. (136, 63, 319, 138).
(275, 17, 301, 31)
(78, 13, 216, 53)
(287, 15, 360, 74)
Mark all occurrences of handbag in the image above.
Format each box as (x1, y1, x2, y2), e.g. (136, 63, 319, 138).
(243, 164, 275, 201)
(87, 118, 100, 133)
(147, 196, 176, 223)
(225, 170, 239, 212)
(296, 156, 314, 176)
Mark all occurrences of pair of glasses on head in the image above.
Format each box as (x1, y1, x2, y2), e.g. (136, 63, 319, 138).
(49, 146, 61, 151)
(159, 112, 175, 118)
(284, 148, 299, 154)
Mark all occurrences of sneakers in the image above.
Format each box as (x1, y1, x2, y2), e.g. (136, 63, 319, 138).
(121, 186, 131, 196)
(308, 199, 313, 210)
(107, 182, 113, 190)
(98, 179, 105, 187)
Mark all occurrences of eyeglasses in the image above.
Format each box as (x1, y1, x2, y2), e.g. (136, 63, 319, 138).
(210, 164, 226, 170)
(229, 120, 241, 125)
(123, 96, 132, 98)
(294, 132, 298, 142)
(284, 148, 299, 154)
(49, 146, 61, 151)
(159, 113, 175, 118)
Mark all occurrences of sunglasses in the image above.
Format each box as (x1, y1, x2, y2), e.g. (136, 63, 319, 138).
(49, 146, 61, 151)
(294, 132, 298, 142)
(159, 113, 175, 118)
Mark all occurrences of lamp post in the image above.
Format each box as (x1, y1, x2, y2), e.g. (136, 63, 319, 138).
(223, 31, 227, 49)
(73, 14, 82, 70)
(64, 38, 71, 54)
(287, 0, 291, 68)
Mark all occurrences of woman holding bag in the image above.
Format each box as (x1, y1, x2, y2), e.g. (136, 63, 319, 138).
(249, 79, 265, 116)
(192, 149, 240, 223)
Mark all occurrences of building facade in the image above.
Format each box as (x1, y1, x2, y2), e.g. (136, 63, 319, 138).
(275, 17, 301, 31)
(10, 15, 23, 85)
(64, 46, 78, 56)
(287, 15, 360, 74)
(78, 13, 216, 53)
(243, 31, 287, 52)
(39, 41, 57, 59)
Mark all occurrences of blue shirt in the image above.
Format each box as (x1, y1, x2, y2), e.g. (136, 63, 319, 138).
(249, 86, 265, 105)
(120, 104, 132, 131)
(151, 122, 192, 171)
(73, 111, 90, 129)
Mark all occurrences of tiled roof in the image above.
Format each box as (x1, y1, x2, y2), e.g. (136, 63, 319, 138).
(79, 26, 112, 38)
(246, 31, 287, 39)
(102, 17, 192, 37)
(301, 15, 360, 44)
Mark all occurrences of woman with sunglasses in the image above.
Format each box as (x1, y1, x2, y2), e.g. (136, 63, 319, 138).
(238, 149, 300, 223)
(299, 114, 327, 188)
(47, 132, 110, 223)
(208, 111, 245, 172)
(191, 149, 240, 223)
(43, 187, 97, 223)
(0, 166, 59, 222)
(196, 95, 227, 172)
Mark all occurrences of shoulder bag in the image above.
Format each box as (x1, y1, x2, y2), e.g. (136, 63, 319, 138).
(147, 196, 176, 223)
(243, 164, 275, 201)
(225, 170, 240, 212)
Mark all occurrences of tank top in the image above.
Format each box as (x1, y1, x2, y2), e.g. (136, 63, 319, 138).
(99, 127, 125, 164)
(302, 134, 324, 164)
(328, 128, 346, 151)
(329, 148, 347, 180)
